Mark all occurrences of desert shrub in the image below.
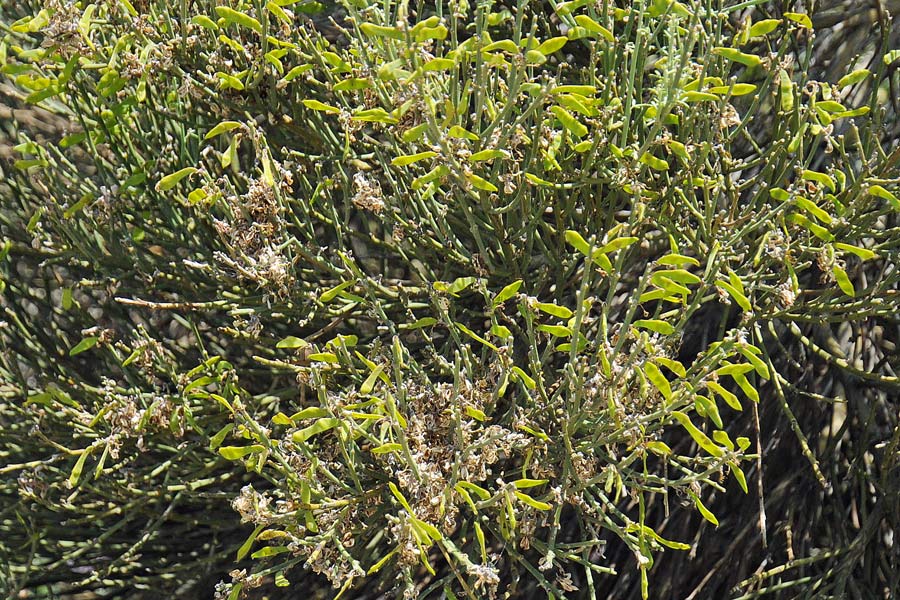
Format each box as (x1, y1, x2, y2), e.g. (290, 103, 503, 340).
(1, 0, 898, 598)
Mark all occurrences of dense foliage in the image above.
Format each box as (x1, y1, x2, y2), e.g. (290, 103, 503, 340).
(1, 0, 898, 598)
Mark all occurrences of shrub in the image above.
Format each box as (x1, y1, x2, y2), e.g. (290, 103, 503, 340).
(1, 1, 898, 598)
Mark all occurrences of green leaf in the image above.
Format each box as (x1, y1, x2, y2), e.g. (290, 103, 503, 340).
(689, 492, 719, 526)
(783, 12, 813, 28)
(445, 276, 477, 296)
(640, 152, 669, 171)
(491, 324, 511, 339)
(551, 85, 597, 96)
(634, 319, 675, 335)
(717, 280, 752, 311)
(122, 346, 146, 368)
(68, 448, 92, 488)
(367, 550, 398, 575)
(513, 478, 548, 489)
(192, 14, 219, 30)
(493, 280, 523, 306)
(554, 94, 595, 117)
(292, 418, 341, 443)
(597, 237, 638, 255)
(205, 121, 242, 139)
(732, 464, 749, 493)
(739, 348, 770, 379)
(565, 230, 591, 255)
(360, 364, 386, 395)
(391, 150, 437, 167)
(215, 6, 262, 33)
(412, 165, 449, 189)
(423, 57, 456, 71)
(218, 445, 265, 460)
(333, 77, 371, 92)
(470, 149, 508, 162)
(868, 185, 900, 210)
(282, 64, 314, 82)
(708, 83, 757, 96)
(511, 367, 536, 390)
(833, 243, 877, 261)
(272, 413, 293, 426)
(289, 407, 330, 421)
(352, 108, 398, 124)
(26, 85, 60, 105)
(525, 172, 553, 186)
(236, 524, 265, 561)
(695, 394, 723, 428)
(647, 440, 672, 456)
(537, 324, 571, 338)
(628, 524, 691, 550)
(413, 518, 443, 542)
(455, 323, 499, 351)
(707, 381, 742, 411)
(465, 406, 487, 422)
(456, 481, 491, 500)
(516, 423, 549, 441)
(60, 132, 87, 149)
(389, 482, 414, 512)
(302, 99, 340, 113)
(885, 49, 900, 66)
(69, 336, 99, 356)
(371, 442, 402, 455)
(832, 265, 855, 297)
(732, 372, 760, 403)
(401, 317, 439, 330)
(672, 412, 723, 457)
(156, 167, 197, 192)
(550, 106, 588, 137)
(400, 123, 428, 144)
(227, 583, 244, 600)
(535, 302, 573, 319)
(209, 424, 234, 451)
(276, 336, 308, 349)
(712, 47, 762, 67)
(514, 491, 551, 510)
(448, 125, 479, 141)
(266, 2, 291, 24)
(359, 22, 404, 40)
(655, 357, 686, 378)
(795, 197, 831, 224)
(787, 213, 834, 241)
(778, 69, 795, 112)
(713, 430, 734, 451)
(658, 253, 700, 267)
(251, 545, 289, 559)
(716, 363, 755, 377)
(573, 15, 614, 42)
(537, 36, 568, 55)
(644, 362, 673, 402)
(482, 39, 519, 53)
(682, 91, 720, 103)
(474, 522, 487, 562)
(468, 173, 498, 192)
(668, 140, 690, 160)
(638, 289, 672, 305)
(748, 18, 781, 37)
(837, 69, 871, 88)
(816, 101, 846, 114)
(651, 269, 702, 285)
(320, 280, 354, 302)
